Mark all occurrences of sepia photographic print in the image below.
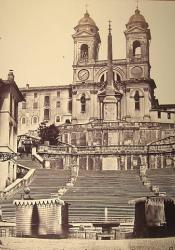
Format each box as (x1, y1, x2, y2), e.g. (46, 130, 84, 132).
(0, 0, 175, 249)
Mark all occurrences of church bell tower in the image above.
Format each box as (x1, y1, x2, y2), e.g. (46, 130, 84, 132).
(124, 8, 155, 122)
(72, 11, 101, 84)
(124, 8, 151, 79)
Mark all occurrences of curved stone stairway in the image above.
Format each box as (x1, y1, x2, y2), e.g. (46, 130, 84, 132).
(1, 156, 71, 223)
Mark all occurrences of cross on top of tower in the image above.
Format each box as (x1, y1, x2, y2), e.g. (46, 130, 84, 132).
(85, 3, 89, 13)
(136, 0, 139, 10)
(108, 20, 112, 33)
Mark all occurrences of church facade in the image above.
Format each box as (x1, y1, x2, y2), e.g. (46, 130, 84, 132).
(18, 8, 175, 171)
(18, 9, 175, 136)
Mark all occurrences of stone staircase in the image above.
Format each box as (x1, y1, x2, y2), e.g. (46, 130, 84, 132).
(17, 155, 42, 169)
(1, 168, 71, 223)
(62, 170, 153, 223)
(147, 167, 175, 197)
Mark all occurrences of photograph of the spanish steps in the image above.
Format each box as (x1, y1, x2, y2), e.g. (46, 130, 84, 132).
(0, 0, 175, 249)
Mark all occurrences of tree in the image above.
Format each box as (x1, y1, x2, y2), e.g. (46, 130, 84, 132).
(38, 123, 59, 145)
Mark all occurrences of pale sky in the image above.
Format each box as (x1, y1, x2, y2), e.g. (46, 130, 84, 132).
(0, 0, 175, 104)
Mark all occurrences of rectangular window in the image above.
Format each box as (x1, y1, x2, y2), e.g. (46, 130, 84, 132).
(34, 92, 38, 98)
(10, 93, 13, 115)
(56, 101, 61, 108)
(14, 100, 18, 121)
(22, 102, 26, 109)
(81, 103, 86, 113)
(44, 96, 50, 106)
(135, 101, 140, 111)
(56, 115, 60, 123)
(0, 96, 3, 110)
(44, 108, 50, 121)
(158, 111, 161, 119)
(57, 91, 60, 97)
(33, 102, 38, 109)
(68, 100, 72, 113)
(69, 89, 72, 98)
(167, 112, 171, 119)
(65, 134, 68, 144)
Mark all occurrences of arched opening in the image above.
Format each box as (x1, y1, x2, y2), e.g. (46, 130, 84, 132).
(55, 115, 61, 123)
(32, 116, 38, 124)
(100, 74, 104, 83)
(117, 74, 121, 82)
(100, 72, 121, 82)
(65, 119, 71, 124)
(134, 90, 140, 111)
(80, 94, 86, 113)
(44, 108, 50, 121)
(68, 100, 72, 113)
(80, 44, 88, 59)
(21, 117, 26, 124)
(133, 41, 141, 57)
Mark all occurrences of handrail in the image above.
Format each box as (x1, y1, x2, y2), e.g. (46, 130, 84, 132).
(32, 147, 44, 164)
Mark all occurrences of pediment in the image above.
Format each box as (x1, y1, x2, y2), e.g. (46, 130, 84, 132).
(126, 26, 146, 34)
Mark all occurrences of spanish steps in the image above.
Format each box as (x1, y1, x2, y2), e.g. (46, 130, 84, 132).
(147, 167, 175, 197)
(17, 155, 41, 169)
(1, 156, 70, 223)
(62, 170, 153, 223)
(1, 156, 175, 225)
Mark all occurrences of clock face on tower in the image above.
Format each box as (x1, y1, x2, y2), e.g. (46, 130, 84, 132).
(78, 69, 89, 81)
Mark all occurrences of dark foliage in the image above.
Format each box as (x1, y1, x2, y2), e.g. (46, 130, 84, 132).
(38, 123, 59, 145)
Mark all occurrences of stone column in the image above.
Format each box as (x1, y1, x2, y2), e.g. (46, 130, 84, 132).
(154, 155, 158, 169)
(124, 156, 128, 170)
(86, 155, 89, 170)
(161, 155, 164, 168)
(130, 155, 133, 170)
(67, 133, 71, 145)
(77, 155, 80, 167)
(117, 156, 120, 170)
(45, 160, 50, 169)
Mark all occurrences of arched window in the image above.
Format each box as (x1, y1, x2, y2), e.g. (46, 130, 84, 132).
(80, 44, 88, 59)
(80, 94, 86, 113)
(134, 90, 140, 111)
(100, 74, 104, 83)
(65, 119, 71, 124)
(21, 117, 26, 124)
(44, 108, 50, 121)
(100, 72, 121, 83)
(55, 115, 61, 123)
(133, 41, 141, 57)
(117, 74, 121, 82)
(32, 116, 38, 124)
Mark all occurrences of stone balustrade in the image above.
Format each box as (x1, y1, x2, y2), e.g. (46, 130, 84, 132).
(58, 121, 175, 132)
(37, 143, 174, 157)
(0, 167, 35, 200)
